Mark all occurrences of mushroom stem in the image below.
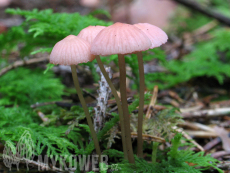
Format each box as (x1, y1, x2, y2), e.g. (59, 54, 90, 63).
(137, 52, 144, 158)
(95, 55, 128, 160)
(118, 54, 135, 164)
(70, 65, 101, 158)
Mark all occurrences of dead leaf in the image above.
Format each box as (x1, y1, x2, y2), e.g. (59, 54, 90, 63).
(214, 126, 230, 151)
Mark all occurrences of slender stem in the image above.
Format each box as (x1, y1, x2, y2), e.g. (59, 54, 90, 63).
(137, 52, 145, 158)
(96, 56, 128, 160)
(118, 54, 135, 164)
(70, 65, 101, 158)
(152, 142, 159, 164)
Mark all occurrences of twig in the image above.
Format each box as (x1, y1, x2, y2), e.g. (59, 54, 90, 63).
(37, 111, 49, 122)
(216, 161, 230, 170)
(108, 97, 133, 113)
(182, 107, 230, 118)
(180, 121, 215, 132)
(183, 20, 217, 46)
(180, 104, 204, 114)
(130, 132, 165, 143)
(162, 97, 180, 107)
(168, 90, 184, 103)
(0, 57, 49, 76)
(31, 100, 71, 108)
(94, 67, 112, 133)
(146, 86, 158, 119)
(203, 137, 221, 151)
(82, 89, 97, 100)
(184, 130, 217, 138)
(174, 127, 204, 151)
(173, 0, 230, 26)
(211, 151, 230, 159)
(30, 101, 96, 109)
(31, 101, 56, 108)
(192, 20, 218, 36)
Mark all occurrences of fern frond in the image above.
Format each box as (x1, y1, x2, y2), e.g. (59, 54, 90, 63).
(0, 67, 64, 106)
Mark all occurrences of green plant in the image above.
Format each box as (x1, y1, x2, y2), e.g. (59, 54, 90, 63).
(0, 8, 112, 57)
(103, 134, 223, 173)
(0, 106, 83, 158)
(0, 67, 64, 107)
(146, 28, 230, 89)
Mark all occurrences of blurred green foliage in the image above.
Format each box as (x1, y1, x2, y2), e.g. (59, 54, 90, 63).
(0, 8, 112, 58)
(145, 1, 230, 89)
(0, 67, 64, 106)
(146, 28, 230, 89)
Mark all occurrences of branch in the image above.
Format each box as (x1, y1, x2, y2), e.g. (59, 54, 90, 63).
(94, 67, 112, 133)
(182, 107, 230, 118)
(0, 56, 49, 76)
(173, 0, 230, 26)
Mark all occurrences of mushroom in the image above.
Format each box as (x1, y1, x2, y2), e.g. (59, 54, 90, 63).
(49, 35, 101, 157)
(134, 23, 168, 49)
(0, 0, 11, 7)
(91, 22, 152, 163)
(80, 0, 100, 8)
(134, 23, 168, 158)
(78, 25, 106, 44)
(78, 25, 128, 160)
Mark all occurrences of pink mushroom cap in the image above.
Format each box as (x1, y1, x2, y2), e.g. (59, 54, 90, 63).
(80, 0, 100, 8)
(50, 35, 95, 65)
(78, 25, 106, 44)
(91, 22, 152, 56)
(134, 23, 168, 49)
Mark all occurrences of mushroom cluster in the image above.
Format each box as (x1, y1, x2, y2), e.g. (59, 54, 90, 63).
(49, 22, 168, 164)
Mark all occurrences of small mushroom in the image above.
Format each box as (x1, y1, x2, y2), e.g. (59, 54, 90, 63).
(78, 25, 106, 44)
(50, 35, 101, 157)
(91, 22, 152, 163)
(91, 22, 168, 159)
(80, 0, 100, 8)
(78, 25, 128, 160)
(134, 23, 168, 49)
(134, 23, 168, 158)
(0, 0, 11, 7)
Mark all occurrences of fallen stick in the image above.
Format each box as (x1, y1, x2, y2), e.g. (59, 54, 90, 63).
(180, 121, 215, 132)
(0, 56, 49, 76)
(145, 86, 158, 119)
(130, 132, 165, 143)
(173, 0, 230, 26)
(184, 130, 217, 138)
(216, 161, 230, 170)
(192, 20, 218, 36)
(174, 127, 204, 151)
(182, 107, 230, 118)
(203, 137, 221, 151)
(211, 151, 230, 159)
(180, 103, 203, 113)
